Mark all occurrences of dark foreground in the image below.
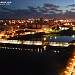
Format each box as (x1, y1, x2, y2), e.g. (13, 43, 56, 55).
(0, 45, 74, 75)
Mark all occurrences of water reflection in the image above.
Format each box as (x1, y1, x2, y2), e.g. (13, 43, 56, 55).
(45, 35, 75, 42)
(0, 44, 74, 75)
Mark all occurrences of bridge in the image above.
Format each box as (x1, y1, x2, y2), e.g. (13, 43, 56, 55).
(63, 50, 75, 75)
(0, 39, 75, 47)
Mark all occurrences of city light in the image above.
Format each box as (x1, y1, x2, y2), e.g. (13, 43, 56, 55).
(1, 0, 75, 74)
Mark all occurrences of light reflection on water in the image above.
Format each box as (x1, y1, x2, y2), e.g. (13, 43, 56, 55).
(0, 44, 74, 75)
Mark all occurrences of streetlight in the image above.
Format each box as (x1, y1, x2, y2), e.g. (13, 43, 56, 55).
(66, 67, 69, 70)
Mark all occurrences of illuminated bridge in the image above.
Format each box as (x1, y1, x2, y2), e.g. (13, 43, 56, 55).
(0, 38, 75, 54)
(0, 39, 74, 47)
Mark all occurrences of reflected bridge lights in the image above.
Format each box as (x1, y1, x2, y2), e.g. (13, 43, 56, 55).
(53, 50, 59, 53)
(37, 48, 40, 53)
(43, 46, 46, 51)
(44, 37, 46, 41)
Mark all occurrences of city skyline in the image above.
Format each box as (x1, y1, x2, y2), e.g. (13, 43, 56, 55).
(0, 1, 75, 75)
(0, 0, 75, 19)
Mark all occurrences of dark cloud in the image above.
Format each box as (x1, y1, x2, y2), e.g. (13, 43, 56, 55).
(44, 3, 60, 8)
(42, 3, 62, 14)
(0, 11, 10, 15)
(37, 6, 48, 13)
(0, 3, 75, 19)
(1, 7, 13, 12)
(70, 8, 75, 10)
(50, 8, 62, 12)
(67, 4, 75, 7)
(27, 6, 39, 14)
(27, 6, 36, 10)
(49, 11, 56, 14)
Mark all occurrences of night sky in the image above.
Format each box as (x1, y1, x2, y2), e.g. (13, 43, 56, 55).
(0, 0, 75, 19)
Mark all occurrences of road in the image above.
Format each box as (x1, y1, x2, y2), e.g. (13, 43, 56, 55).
(64, 49, 75, 75)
